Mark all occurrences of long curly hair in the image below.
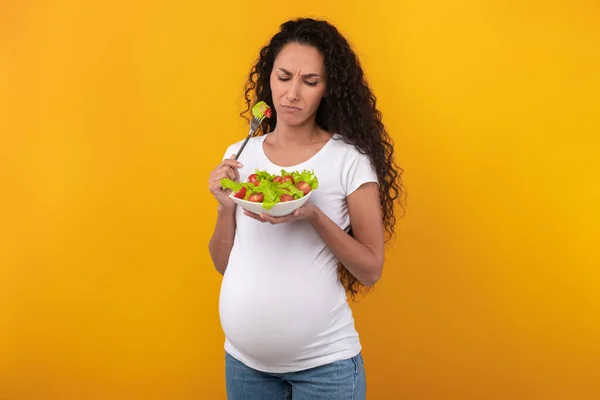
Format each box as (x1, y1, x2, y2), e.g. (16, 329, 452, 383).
(240, 18, 406, 300)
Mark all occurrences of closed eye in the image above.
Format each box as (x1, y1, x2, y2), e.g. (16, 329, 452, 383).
(277, 76, 318, 87)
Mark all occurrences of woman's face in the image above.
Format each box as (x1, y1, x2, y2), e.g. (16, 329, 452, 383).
(270, 43, 327, 127)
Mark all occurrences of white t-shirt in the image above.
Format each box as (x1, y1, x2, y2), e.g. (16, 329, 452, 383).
(218, 133, 379, 373)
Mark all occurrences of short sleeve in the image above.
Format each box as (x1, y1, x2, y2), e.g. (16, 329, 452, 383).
(344, 152, 379, 196)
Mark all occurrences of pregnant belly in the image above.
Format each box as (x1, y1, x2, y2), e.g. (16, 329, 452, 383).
(218, 266, 344, 364)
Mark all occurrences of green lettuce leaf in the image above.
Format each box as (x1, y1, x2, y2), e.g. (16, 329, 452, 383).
(291, 169, 319, 190)
(260, 180, 279, 202)
(262, 200, 277, 210)
(278, 181, 304, 199)
(255, 170, 274, 183)
(220, 178, 243, 192)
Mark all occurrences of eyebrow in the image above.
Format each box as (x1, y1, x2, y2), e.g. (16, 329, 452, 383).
(277, 68, 321, 78)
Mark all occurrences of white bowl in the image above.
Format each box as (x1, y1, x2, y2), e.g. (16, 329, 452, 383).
(229, 191, 313, 217)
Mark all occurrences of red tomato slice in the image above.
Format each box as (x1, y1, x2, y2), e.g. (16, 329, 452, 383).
(234, 187, 246, 199)
(279, 193, 294, 202)
(295, 181, 312, 195)
(248, 193, 264, 202)
(248, 174, 259, 186)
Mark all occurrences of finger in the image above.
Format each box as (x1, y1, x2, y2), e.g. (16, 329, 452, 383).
(211, 165, 231, 179)
(210, 165, 236, 182)
(219, 165, 237, 181)
(210, 158, 242, 180)
(291, 204, 309, 218)
(225, 167, 236, 181)
(221, 158, 243, 169)
(230, 153, 242, 182)
(209, 174, 226, 186)
(209, 181, 224, 193)
(245, 210, 262, 219)
(260, 214, 290, 224)
(209, 175, 232, 190)
(244, 210, 266, 222)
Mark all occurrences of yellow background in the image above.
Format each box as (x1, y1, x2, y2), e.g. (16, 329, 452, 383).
(1, 0, 599, 399)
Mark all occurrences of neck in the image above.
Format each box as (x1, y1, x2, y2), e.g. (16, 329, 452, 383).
(269, 118, 320, 146)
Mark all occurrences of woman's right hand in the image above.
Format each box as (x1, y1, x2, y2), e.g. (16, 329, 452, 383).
(208, 154, 243, 209)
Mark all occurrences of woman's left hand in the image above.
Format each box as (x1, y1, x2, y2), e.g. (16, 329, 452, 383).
(243, 201, 318, 224)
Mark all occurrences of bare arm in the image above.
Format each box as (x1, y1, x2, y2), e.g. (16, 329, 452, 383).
(308, 182, 384, 286)
(207, 154, 242, 275)
(208, 205, 236, 275)
(248, 182, 385, 286)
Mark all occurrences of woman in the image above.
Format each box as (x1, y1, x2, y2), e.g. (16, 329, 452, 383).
(208, 18, 405, 400)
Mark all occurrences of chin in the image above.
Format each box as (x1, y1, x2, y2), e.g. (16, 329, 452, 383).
(276, 113, 310, 127)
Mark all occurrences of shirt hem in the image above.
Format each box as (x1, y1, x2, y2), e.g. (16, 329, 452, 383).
(224, 340, 363, 374)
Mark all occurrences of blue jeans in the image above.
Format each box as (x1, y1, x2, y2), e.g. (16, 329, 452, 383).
(225, 352, 367, 400)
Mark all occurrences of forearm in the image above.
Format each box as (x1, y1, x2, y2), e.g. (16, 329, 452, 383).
(208, 205, 236, 275)
(308, 208, 383, 286)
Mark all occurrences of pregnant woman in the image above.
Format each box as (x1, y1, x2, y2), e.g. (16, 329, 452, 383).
(208, 17, 405, 400)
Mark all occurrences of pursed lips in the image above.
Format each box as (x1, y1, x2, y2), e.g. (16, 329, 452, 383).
(281, 105, 302, 111)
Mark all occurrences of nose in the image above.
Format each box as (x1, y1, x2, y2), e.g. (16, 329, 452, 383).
(286, 79, 301, 102)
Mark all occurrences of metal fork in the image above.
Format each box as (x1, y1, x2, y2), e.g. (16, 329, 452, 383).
(234, 113, 267, 160)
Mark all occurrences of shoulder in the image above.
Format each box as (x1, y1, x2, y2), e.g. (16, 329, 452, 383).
(327, 134, 373, 165)
(324, 135, 378, 194)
